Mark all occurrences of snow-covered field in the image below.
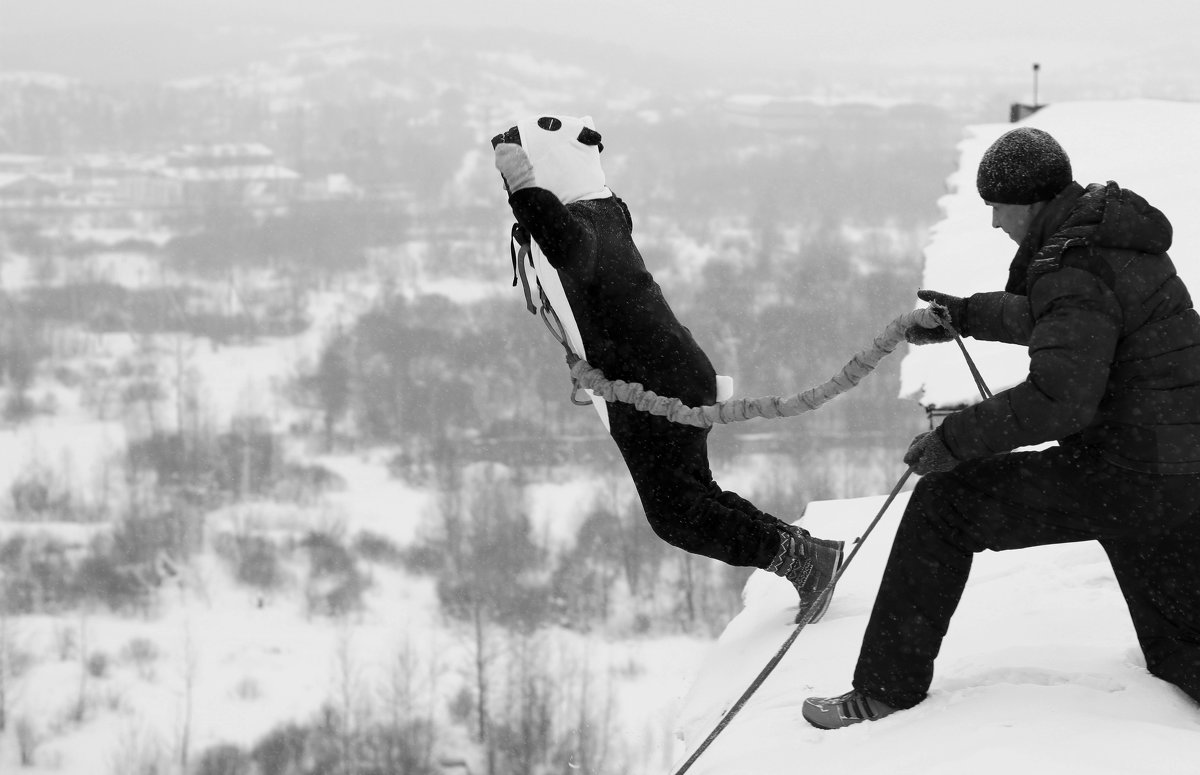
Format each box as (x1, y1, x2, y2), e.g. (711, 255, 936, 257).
(7, 96, 1200, 774)
(0, 454, 713, 774)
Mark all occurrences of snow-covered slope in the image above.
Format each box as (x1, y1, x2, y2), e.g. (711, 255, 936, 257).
(903, 99, 1200, 409)
(674, 493, 1200, 774)
(676, 104, 1200, 774)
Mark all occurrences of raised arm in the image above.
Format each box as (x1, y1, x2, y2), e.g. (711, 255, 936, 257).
(495, 143, 588, 268)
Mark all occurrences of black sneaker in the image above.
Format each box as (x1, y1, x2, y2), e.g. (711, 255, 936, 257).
(802, 690, 898, 729)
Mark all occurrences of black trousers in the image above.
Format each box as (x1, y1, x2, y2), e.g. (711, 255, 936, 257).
(607, 402, 784, 569)
(853, 445, 1200, 709)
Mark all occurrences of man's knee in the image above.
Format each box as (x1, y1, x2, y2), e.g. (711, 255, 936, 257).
(897, 473, 989, 554)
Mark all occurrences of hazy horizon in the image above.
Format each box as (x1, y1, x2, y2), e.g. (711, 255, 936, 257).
(4, 0, 1200, 102)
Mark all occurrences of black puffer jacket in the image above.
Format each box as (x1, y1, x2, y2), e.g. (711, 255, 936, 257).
(509, 187, 717, 409)
(943, 181, 1200, 474)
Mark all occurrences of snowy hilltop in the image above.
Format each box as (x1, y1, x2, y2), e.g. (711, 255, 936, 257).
(676, 99, 1200, 774)
(675, 492, 1200, 774)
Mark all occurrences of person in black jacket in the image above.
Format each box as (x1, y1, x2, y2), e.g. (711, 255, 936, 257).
(492, 114, 843, 623)
(804, 126, 1200, 728)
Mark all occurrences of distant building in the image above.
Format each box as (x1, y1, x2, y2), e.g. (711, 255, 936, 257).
(1009, 63, 1045, 123)
(0, 143, 359, 238)
(299, 172, 364, 202)
(0, 153, 49, 176)
(0, 173, 61, 204)
(155, 143, 300, 208)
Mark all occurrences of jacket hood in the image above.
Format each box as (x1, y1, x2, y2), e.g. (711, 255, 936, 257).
(1006, 181, 1173, 293)
(1062, 181, 1173, 254)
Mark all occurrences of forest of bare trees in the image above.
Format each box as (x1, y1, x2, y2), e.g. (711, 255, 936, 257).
(0, 37, 964, 775)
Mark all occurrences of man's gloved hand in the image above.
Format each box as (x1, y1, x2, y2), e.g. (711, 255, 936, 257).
(907, 289, 969, 346)
(903, 428, 960, 475)
(906, 315, 955, 345)
(494, 143, 536, 194)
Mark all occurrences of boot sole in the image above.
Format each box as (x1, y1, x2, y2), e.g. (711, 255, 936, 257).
(802, 711, 837, 730)
(795, 545, 844, 624)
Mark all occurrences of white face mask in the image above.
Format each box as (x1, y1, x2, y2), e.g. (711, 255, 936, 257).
(516, 114, 607, 204)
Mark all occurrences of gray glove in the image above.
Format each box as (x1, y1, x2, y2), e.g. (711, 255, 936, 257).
(494, 143, 536, 194)
(903, 429, 960, 475)
(906, 289, 969, 345)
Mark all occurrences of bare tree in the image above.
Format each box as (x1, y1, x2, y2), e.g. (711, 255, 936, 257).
(495, 631, 553, 775)
(314, 331, 352, 452)
(109, 720, 168, 775)
(678, 550, 698, 631)
(15, 714, 42, 766)
(555, 643, 620, 775)
(372, 635, 439, 773)
(483, 633, 625, 775)
(0, 602, 33, 732)
(177, 610, 199, 773)
(332, 623, 361, 775)
(70, 607, 90, 724)
(473, 602, 495, 775)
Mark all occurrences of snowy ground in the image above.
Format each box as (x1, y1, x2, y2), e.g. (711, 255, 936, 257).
(0, 457, 711, 774)
(675, 491, 1200, 774)
(0, 263, 712, 772)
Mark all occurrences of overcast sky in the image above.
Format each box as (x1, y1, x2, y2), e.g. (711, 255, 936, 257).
(4, 0, 1200, 95)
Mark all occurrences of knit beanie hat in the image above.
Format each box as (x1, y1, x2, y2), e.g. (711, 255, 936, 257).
(976, 127, 1073, 204)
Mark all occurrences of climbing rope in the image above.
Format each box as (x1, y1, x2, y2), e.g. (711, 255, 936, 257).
(511, 224, 955, 420)
(566, 306, 948, 428)
(669, 328, 994, 775)
(671, 465, 915, 775)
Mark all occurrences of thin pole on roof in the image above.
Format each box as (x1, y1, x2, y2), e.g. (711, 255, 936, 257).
(1032, 62, 1041, 107)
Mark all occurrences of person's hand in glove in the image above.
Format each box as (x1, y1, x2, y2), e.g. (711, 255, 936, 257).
(903, 428, 961, 475)
(494, 143, 536, 194)
(906, 289, 969, 345)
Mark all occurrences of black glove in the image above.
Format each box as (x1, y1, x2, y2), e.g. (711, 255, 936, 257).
(903, 428, 960, 475)
(905, 289, 969, 345)
(905, 316, 954, 345)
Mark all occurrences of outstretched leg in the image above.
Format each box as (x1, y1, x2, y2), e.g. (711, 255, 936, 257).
(608, 403, 842, 619)
(609, 403, 783, 567)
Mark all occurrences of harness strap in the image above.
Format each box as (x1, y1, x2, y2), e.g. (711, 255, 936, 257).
(511, 224, 537, 315)
(510, 223, 593, 406)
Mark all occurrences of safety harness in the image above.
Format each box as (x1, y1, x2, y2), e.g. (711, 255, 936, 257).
(510, 223, 594, 407)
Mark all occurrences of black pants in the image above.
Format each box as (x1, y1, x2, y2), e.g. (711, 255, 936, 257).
(853, 445, 1200, 709)
(607, 402, 784, 569)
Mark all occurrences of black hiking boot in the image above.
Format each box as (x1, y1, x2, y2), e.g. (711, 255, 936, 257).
(802, 689, 899, 729)
(767, 525, 843, 624)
